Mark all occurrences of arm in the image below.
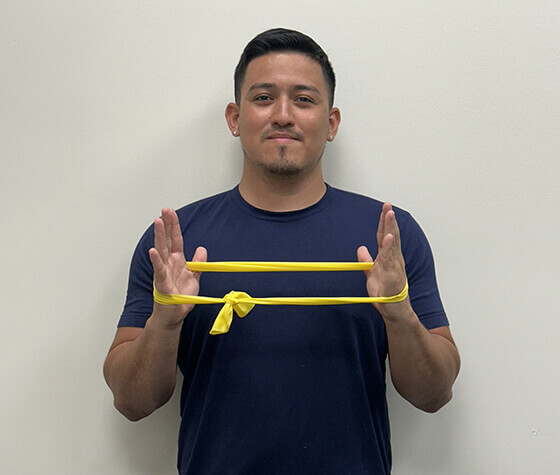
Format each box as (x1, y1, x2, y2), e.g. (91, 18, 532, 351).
(103, 208, 207, 421)
(357, 203, 460, 413)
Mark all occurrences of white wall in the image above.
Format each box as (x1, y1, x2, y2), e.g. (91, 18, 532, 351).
(1, 1, 558, 473)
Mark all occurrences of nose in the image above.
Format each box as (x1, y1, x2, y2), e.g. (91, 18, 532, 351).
(271, 96, 295, 128)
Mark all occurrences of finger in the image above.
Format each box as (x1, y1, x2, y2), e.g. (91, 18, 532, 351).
(162, 208, 173, 253)
(378, 202, 393, 244)
(187, 246, 208, 282)
(191, 246, 208, 263)
(384, 209, 402, 253)
(149, 247, 167, 284)
(378, 232, 395, 266)
(167, 208, 185, 254)
(153, 217, 169, 263)
(357, 245, 374, 277)
(376, 207, 385, 248)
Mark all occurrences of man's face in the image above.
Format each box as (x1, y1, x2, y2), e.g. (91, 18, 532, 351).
(227, 52, 339, 177)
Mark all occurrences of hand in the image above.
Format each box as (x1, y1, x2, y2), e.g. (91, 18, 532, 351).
(357, 202, 411, 320)
(148, 207, 207, 328)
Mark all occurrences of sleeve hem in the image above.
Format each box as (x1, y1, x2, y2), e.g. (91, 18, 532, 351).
(418, 312, 449, 330)
(117, 313, 150, 328)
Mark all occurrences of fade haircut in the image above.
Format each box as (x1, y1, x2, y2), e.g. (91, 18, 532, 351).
(234, 28, 336, 108)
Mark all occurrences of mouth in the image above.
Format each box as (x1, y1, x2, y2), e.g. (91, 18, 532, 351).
(267, 133, 300, 143)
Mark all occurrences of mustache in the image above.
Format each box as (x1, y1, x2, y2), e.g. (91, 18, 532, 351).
(260, 127, 303, 141)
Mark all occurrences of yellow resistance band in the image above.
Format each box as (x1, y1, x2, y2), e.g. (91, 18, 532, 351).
(154, 262, 408, 335)
(185, 261, 374, 272)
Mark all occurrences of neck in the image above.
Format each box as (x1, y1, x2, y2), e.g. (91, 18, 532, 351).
(238, 165, 326, 212)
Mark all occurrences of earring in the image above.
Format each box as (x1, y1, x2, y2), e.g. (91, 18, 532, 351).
(233, 130, 238, 136)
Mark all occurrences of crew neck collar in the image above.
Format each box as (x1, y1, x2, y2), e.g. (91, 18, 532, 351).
(230, 183, 333, 221)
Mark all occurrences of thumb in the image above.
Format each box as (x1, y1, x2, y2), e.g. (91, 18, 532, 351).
(357, 245, 373, 263)
(357, 245, 374, 277)
(187, 247, 208, 281)
(192, 246, 207, 263)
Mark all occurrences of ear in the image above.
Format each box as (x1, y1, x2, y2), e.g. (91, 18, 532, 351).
(225, 102, 240, 137)
(327, 107, 341, 142)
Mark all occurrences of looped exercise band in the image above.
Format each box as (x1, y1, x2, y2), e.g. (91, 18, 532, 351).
(153, 262, 409, 335)
(185, 261, 375, 272)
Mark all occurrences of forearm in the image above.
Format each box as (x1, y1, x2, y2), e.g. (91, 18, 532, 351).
(103, 315, 182, 421)
(383, 306, 460, 413)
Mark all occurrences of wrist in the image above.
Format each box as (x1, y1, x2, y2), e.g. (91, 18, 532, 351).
(149, 303, 188, 332)
(377, 298, 417, 328)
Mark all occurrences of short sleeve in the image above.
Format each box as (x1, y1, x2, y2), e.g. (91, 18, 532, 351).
(117, 225, 155, 328)
(398, 211, 449, 330)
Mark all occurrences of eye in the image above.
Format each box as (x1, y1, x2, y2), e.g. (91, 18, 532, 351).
(295, 96, 314, 104)
(254, 94, 272, 102)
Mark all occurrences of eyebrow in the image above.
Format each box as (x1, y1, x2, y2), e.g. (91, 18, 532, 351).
(293, 84, 321, 94)
(247, 83, 321, 95)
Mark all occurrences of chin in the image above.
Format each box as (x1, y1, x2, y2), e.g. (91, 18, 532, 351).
(260, 162, 304, 177)
(245, 146, 308, 177)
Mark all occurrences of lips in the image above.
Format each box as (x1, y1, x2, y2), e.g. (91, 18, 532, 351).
(267, 133, 300, 141)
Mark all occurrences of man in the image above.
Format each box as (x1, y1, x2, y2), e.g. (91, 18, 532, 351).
(104, 28, 460, 474)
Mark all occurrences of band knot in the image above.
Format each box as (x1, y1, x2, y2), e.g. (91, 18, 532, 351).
(209, 291, 255, 335)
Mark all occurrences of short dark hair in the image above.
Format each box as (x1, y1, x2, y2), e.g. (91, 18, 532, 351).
(234, 28, 336, 108)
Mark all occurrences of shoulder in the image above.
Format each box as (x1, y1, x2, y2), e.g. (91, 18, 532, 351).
(328, 185, 417, 228)
(328, 186, 384, 209)
(328, 186, 431, 263)
(175, 188, 235, 222)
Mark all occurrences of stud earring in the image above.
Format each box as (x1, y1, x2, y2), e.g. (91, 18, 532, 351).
(233, 130, 238, 136)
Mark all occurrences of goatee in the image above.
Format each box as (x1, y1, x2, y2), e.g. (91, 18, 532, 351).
(262, 146, 302, 176)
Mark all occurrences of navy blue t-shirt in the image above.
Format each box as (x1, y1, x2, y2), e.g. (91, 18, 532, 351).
(119, 185, 448, 475)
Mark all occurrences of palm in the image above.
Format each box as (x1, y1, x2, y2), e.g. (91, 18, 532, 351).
(149, 208, 207, 322)
(357, 202, 408, 312)
(162, 251, 199, 294)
